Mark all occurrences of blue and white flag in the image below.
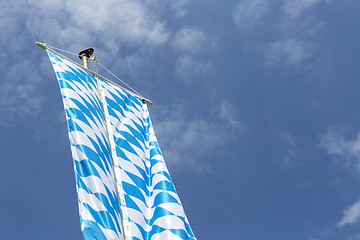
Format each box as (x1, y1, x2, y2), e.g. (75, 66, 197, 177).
(47, 50, 196, 240)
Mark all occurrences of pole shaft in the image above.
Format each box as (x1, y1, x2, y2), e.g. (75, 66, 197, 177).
(81, 56, 89, 69)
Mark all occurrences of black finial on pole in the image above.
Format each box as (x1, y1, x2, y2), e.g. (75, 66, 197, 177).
(78, 48, 94, 69)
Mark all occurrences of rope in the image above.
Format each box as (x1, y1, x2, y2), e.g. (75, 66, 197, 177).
(90, 56, 99, 80)
(95, 60, 143, 98)
(45, 44, 79, 57)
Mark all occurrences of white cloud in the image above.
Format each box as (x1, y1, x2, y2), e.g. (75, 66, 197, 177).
(280, 131, 297, 146)
(171, 0, 190, 17)
(0, 2, 49, 124)
(279, 131, 298, 167)
(283, 149, 297, 166)
(231, 0, 326, 68)
(0, 0, 173, 123)
(0, 60, 44, 125)
(232, 0, 270, 29)
(320, 126, 360, 229)
(337, 200, 360, 228)
(0, 2, 30, 54)
(153, 101, 245, 173)
(172, 27, 209, 83)
(172, 27, 206, 54)
(265, 39, 313, 66)
(219, 100, 247, 129)
(156, 118, 222, 173)
(319, 125, 360, 159)
(297, 179, 312, 190)
(175, 55, 210, 84)
(111, 54, 147, 80)
(282, 0, 322, 19)
(279, 0, 326, 44)
(26, 0, 170, 54)
(319, 125, 360, 175)
(346, 233, 360, 240)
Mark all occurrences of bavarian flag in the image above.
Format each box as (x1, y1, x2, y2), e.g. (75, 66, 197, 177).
(47, 50, 196, 240)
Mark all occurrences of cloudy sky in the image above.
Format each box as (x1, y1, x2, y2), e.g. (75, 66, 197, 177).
(1, 0, 360, 239)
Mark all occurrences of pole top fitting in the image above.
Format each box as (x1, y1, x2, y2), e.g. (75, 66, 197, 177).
(78, 48, 94, 60)
(142, 98, 153, 105)
(35, 42, 47, 50)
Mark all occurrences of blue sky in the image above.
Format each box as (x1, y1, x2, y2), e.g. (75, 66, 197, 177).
(2, 0, 360, 239)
